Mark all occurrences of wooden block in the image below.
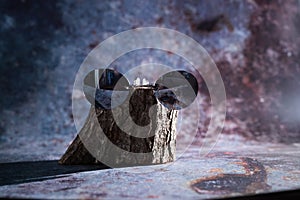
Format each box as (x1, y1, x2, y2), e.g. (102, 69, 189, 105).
(59, 86, 178, 167)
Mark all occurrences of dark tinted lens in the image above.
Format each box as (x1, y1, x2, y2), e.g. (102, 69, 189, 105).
(83, 69, 129, 109)
(155, 70, 198, 110)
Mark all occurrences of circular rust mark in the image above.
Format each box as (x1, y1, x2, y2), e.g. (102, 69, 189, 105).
(190, 157, 271, 195)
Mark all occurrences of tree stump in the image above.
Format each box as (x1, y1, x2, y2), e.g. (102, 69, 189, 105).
(59, 86, 178, 167)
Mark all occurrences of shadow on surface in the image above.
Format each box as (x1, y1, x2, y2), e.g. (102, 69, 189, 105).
(0, 160, 109, 186)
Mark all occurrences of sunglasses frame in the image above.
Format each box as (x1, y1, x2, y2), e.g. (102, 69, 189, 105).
(83, 68, 199, 110)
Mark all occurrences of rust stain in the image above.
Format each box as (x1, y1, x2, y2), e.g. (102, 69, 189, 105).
(282, 176, 299, 181)
(208, 168, 224, 174)
(223, 152, 235, 155)
(147, 195, 159, 198)
(156, 17, 163, 24)
(190, 14, 234, 33)
(88, 41, 99, 49)
(206, 151, 237, 158)
(190, 157, 271, 195)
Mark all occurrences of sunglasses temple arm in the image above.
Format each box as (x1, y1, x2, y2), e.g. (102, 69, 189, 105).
(94, 69, 99, 89)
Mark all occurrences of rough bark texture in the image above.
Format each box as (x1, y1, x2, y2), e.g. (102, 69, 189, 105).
(59, 86, 178, 166)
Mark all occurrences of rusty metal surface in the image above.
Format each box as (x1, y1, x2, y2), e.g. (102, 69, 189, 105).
(0, 0, 300, 199)
(0, 135, 299, 199)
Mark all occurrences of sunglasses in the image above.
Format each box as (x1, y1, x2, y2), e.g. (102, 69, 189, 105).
(83, 69, 198, 110)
